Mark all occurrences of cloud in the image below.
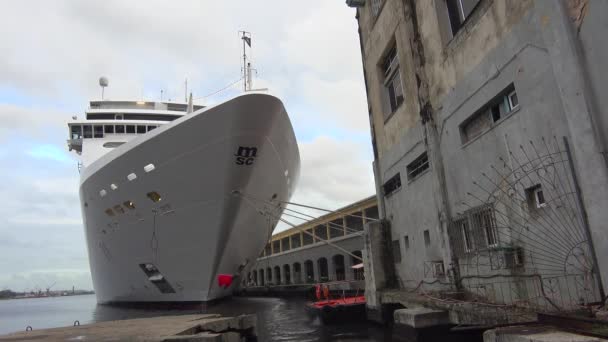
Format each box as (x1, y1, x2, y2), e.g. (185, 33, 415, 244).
(0, 1, 370, 290)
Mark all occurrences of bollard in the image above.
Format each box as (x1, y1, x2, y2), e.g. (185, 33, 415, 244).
(74, 320, 80, 326)
(25, 326, 32, 331)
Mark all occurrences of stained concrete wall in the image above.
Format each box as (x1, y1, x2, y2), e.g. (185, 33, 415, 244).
(355, 0, 608, 304)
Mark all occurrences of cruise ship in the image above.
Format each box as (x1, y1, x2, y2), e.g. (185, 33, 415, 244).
(67, 82, 300, 303)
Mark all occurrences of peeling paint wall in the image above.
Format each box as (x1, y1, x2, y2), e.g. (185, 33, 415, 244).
(356, 0, 608, 302)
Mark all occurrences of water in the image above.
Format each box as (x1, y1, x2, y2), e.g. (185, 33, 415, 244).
(0, 295, 481, 341)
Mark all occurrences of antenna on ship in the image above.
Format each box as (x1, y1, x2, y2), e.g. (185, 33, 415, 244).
(99, 77, 108, 100)
(239, 30, 252, 91)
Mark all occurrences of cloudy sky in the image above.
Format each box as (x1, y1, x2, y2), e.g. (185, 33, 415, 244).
(0, 1, 374, 291)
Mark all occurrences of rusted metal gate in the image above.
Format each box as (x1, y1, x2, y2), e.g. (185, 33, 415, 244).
(447, 137, 603, 322)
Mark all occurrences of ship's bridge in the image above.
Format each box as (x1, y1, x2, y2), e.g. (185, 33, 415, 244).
(67, 100, 204, 166)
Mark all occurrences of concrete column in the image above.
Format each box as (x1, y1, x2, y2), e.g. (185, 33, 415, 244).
(300, 232, 303, 247)
(326, 223, 330, 241)
(342, 217, 347, 236)
(345, 252, 354, 281)
(363, 220, 396, 323)
(536, 1, 608, 295)
(279, 239, 283, 253)
(328, 255, 336, 282)
(312, 259, 320, 283)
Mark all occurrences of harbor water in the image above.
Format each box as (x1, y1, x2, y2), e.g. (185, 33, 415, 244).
(0, 294, 481, 341)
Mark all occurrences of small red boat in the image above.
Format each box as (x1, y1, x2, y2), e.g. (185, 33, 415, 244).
(305, 284, 366, 324)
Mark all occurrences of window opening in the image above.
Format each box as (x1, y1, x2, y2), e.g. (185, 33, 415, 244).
(126, 125, 136, 134)
(407, 152, 429, 181)
(104, 125, 114, 134)
(139, 263, 176, 294)
(93, 125, 103, 138)
(147, 125, 157, 131)
(460, 84, 518, 144)
(115, 114, 123, 120)
(381, 42, 404, 118)
(404, 235, 410, 250)
(392, 240, 402, 263)
(382, 173, 401, 196)
(460, 219, 472, 252)
(526, 184, 546, 211)
(71, 125, 82, 139)
(423, 230, 430, 247)
(83, 125, 92, 138)
(446, 0, 481, 35)
(137, 125, 146, 134)
(115, 125, 125, 134)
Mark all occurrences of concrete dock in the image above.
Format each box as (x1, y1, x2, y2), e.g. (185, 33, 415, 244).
(0, 313, 257, 342)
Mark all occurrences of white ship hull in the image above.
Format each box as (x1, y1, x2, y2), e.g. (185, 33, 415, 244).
(79, 94, 299, 303)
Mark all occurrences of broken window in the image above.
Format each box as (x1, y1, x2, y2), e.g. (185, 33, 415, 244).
(380, 42, 404, 120)
(446, 0, 481, 35)
(406, 152, 429, 181)
(382, 173, 402, 197)
(392, 240, 402, 263)
(460, 84, 518, 144)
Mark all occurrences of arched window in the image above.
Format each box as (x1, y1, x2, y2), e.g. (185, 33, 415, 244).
(317, 257, 329, 282)
(332, 254, 345, 281)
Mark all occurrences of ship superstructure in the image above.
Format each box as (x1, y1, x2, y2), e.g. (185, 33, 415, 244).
(68, 86, 299, 303)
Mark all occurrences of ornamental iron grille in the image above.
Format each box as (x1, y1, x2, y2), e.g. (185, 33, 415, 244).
(447, 137, 602, 321)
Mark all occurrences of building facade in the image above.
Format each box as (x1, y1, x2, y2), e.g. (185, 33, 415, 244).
(353, 0, 608, 318)
(243, 196, 378, 287)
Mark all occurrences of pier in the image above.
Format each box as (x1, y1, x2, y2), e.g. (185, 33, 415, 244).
(0, 314, 257, 342)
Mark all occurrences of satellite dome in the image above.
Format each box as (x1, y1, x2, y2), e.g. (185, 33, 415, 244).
(99, 77, 109, 87)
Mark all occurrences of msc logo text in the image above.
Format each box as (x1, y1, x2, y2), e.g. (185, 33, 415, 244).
(234, 146, 257, 165)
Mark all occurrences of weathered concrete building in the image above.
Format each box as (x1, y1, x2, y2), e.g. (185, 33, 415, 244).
(351, 0, 608, 324)
(242, 196, 378, 288)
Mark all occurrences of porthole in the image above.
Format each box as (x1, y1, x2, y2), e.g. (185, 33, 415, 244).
(123, 201, 136, 210)
(147, 191, 162, 203)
